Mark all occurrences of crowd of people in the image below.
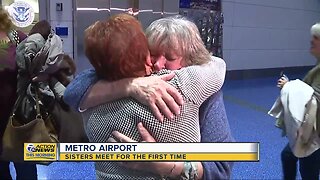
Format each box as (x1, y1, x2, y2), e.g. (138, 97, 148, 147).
(1, 5, 320, 180)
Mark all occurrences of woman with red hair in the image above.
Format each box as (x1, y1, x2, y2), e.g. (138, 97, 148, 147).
(82, 13, 225, 179)
(85, 14, 152, 81)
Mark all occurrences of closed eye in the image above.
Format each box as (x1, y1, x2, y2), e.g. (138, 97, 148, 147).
(165, 55, 178, 61)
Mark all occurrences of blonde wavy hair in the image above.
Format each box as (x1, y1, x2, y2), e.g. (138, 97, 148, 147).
(146, 15, 211, 66)
(0, 7, 13, 33)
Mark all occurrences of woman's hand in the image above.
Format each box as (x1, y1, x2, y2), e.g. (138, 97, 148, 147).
(129, 72, 184, 122)
(78, 72, 184, 117)
(108, 123, 182, 177)
(277, 76, 289, 89)
(110, 122, 156, 143)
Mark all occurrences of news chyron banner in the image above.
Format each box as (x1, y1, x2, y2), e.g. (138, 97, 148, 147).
(24, 143, 259, 162)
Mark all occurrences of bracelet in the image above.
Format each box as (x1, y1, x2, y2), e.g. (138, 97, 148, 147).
(180, 162, 198, 180)
(161, 162, 176, 179)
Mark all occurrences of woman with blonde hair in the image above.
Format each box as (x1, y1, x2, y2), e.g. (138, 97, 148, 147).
(0, 7, 37, 179)
(277, 22, 320, 180)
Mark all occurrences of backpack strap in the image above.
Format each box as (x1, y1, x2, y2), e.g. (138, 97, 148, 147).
(7, 30, 20, 46)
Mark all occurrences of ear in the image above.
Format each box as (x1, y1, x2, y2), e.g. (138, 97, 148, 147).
(144, 54, 153, 75)
(146, 55, 152, 66)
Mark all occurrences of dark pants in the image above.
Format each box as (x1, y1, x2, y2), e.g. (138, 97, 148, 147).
(281, 144, 320, 180)
(0, 160, 37, 180)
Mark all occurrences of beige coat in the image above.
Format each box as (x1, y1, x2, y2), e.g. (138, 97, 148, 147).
(269, 79, 320, 158)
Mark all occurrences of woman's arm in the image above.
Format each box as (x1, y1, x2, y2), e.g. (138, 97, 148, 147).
(173, 56, 226, 105)
(63, 69, 98, 111)
(63, 69, 183, 120)
(199, 91, 234, 179)
(82, 73, 183, 120)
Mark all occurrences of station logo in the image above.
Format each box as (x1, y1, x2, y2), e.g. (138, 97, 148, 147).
(24, 143, 57, 161)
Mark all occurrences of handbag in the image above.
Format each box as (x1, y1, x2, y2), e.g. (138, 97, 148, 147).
(47, 79, 88, 143)
(1, 87, 58, 162)
(51, 99, 88, 143)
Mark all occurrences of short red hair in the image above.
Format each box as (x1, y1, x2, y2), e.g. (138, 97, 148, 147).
(84, 13, 149, 81)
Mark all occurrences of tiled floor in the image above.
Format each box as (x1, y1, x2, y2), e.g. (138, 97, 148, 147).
(223, 73, 306, 179)
(224, 77, 288, 179)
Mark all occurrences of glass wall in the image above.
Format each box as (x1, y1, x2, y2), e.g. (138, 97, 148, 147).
(75, 0, 111, 72)
(74, 0, 179, 72)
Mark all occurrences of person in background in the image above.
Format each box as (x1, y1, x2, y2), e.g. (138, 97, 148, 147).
(18, 20, 88, 144)
(277, 22, 320, 180)
(0, 7, 37, 180)
(64, 15, 234, 179)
